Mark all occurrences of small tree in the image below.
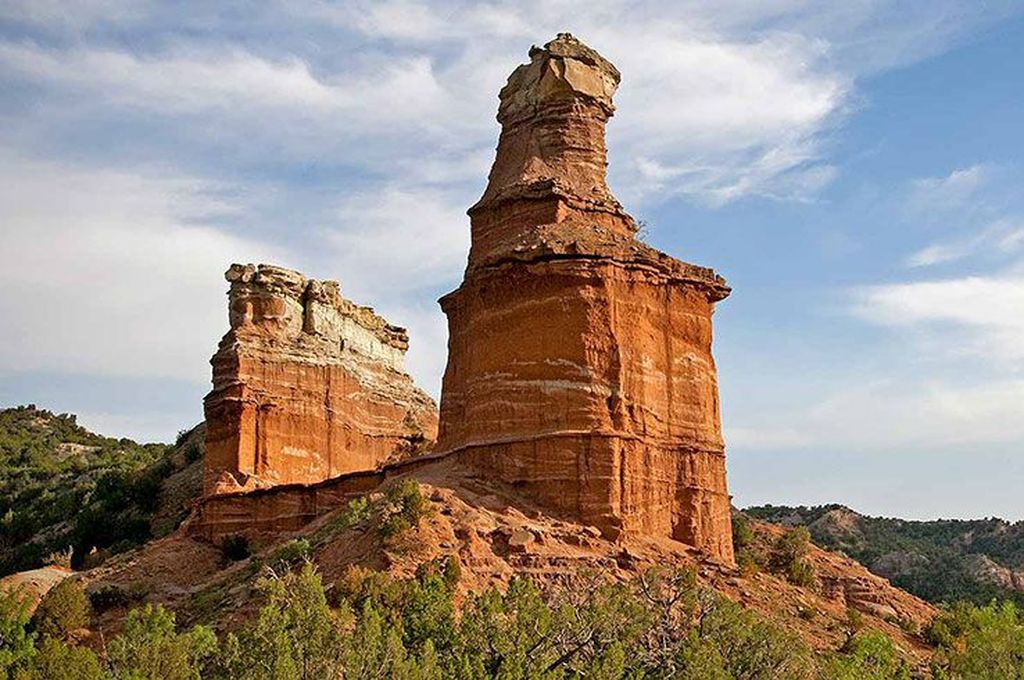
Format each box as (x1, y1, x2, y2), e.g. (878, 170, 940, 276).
(731, 515, 755, 549)
(774, 527, 816, 587)
(108, 603, 216, 680)
(14, 635, 104, 680)
(826, 629, 911, 680)
(0, 587, 36, 675)
(376, 480, 429, 538)
(32, 578, 90, 640)
(227, 562, 348, 679)
(928, 600, 1024, 679)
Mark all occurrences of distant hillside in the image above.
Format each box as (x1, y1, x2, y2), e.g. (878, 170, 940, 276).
(745, 504, 1024, 607)
(0, 405, 203, 576)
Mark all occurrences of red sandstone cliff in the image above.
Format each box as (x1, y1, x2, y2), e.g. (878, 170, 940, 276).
(203, 264, 438, 495)
(435, 33, 734, 563)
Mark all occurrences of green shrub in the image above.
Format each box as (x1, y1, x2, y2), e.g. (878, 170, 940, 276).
(264, 539, 312, 572)
(773, 527, 817, 587)
(32, 578, 89, 640)
(13, 636, 104, 680)
(182, 442, 203, 465)
(736, 548, 762, 576)
(0, 587, 36, 675)
(218, 562, 347, 679)
(826, 629, 911, 679)
(775, 526, 811, 564)
(846, 607, 865, 632)
(787, 559, 816, 588)
(376, 479, 429, 538)
(12, 551, 983, 680)
(927, 600, 1024, 679)
(0, 405, 174, 576)
(88, 582, 149, 612)
(732, 514, 755, 549)
(309, 496, 372, 547)
(108, 604, 216, 680)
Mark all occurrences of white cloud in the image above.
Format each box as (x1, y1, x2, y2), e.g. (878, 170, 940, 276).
(907, 164, 992, 215)
(2, 0, 1021, 448)
(0, 42, 446, 127)
(322, 187, 469, 296)
(0, 151, 287, 381)
(0, 6, 852, 204)
(906, 219, 1024, 267)
(729, 377, 1024, 453)
(804, 378, 1024, 449)
(5, 1, 1013, 208)
(0, 0, 147, 30)
(851, 270, 1024, 364)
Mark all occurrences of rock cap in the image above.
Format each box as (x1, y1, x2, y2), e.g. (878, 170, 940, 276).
(498, 32, 620, 124)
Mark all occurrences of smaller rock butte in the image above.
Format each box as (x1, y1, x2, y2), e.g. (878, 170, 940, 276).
(202, 263, 438, 496)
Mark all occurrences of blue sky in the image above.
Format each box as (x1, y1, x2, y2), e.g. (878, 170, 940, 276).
(0, 1, 1021, 519)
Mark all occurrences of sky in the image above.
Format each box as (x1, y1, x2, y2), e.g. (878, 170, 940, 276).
(0, 1, 1022, 520)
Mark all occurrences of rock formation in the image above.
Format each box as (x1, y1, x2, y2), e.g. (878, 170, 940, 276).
(203, 264, 438, 495)
(434, 34, 734, 563)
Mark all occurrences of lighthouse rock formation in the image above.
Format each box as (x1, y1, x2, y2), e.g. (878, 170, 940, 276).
(435, 34, 734, 563)
(203, 264, 438, 495)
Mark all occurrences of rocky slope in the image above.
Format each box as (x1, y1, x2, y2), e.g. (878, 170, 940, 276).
(82, 462, 937, 666)
(746, 504, 1024, 606)
(0, 408, 941, 670)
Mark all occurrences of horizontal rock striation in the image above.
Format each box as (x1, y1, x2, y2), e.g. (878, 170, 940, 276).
(435, 33, 734, 563)
(189, 452, 449, 542)
(203, 264, 438, 496)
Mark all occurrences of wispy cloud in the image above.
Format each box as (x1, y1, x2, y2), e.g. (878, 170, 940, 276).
(0, 151, 286, 381)
(851, 269, 1024, 365)
(729, 376, 1024, 452)
(906, 219, 1024, 267)
(323, 187, 469, 294)
(1, 0, 1020, 446)
(907, 164, 993, 216)
(0, 1, 934, 206)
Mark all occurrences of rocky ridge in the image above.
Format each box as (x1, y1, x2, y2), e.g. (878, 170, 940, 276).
(747, 503, 1024, 606)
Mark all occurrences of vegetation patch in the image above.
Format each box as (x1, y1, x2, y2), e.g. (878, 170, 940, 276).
(747, 504, 1024, 607)
(0, 406, 186, 575)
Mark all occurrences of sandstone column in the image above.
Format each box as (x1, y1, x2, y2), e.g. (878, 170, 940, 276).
(435, 34, 734, 563)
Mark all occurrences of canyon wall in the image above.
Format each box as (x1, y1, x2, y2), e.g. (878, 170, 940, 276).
(203, 264, 438, 495)
(435, 34, 734, 563)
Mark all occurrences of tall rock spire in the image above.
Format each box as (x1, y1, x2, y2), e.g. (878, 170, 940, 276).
(435, 34, 735, 564)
